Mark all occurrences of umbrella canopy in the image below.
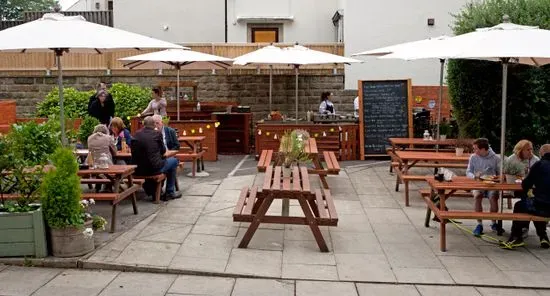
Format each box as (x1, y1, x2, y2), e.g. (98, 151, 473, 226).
(119, 49, 233, 120)
(0, 13, 183, 144)
(352, 36, 452, 145)
(234, 44, 361, 121)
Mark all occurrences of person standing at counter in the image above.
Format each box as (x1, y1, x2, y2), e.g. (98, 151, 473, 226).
(354, 96, 359, 118)
(319, 92, 335, 115)
(140, 87, 167, 117)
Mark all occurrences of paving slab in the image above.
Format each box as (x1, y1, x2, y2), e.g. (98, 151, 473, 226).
(330, 231, 383, 254)
(114, 240, 179, 266)
(392, 267, 454, 284)
(0, 266, 61, 296)
(476, 287, 539, 296)
(359, 194, 401, 209)
(168, 195, 211, 208)
(284, 225, 331, 241)
(416, 285, 481, 296)
(282, 263, 339, 280)
(97, 272, 176, 296)
(438, 256, 513, 286)
(168, 274, 235, 296)
(365, 208, 412, 225)
(329, 214, 372, 233)
(231, 278, 294, 296)
(177, 233, 234, 259)
(183, 183, 219, 196)
(225, 248, 282, 277)
(136, 222, 192, 244)
(335, 254, 395, 282)
(383, 243, 443, 269)
(32, 269, 119, 296)
(356, 283, 420, 296)
(296, 280, 358, 296)
(234, 228, 284, 251)
(192, 215, 240, 236)
(217, 175, 255, 190)
(168, 256, 229, 273)
(283, 240, 335, 265)
(503, 271, 550, 288)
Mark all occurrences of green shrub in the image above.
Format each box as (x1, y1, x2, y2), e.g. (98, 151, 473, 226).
(78, 116, 100, 147)
(7, 119, 61, 165)
(40, 147, 83, 229)
(110, 83, 151, 126)
(36, 87, 94, 119)
(448, 0, 550, 153)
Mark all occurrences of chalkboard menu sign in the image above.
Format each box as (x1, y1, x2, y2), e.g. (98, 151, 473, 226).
(359, 80, 412, 157)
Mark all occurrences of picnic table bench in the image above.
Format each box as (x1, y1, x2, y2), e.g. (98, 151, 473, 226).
(78, 165, 141, 233)
(234, 165, 338, 252)
(177, 136, 206, 177)
(424, 176, 549, 251)
(257, 138, 340, 189)
(392, 151, 470, 206)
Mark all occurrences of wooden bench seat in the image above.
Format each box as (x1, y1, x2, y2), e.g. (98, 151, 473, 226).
(440, 210, 549, 222)
(314, 188, 338, 226)
(133, 174, 166, 204)
(419, 188, 514, 209)
(175, 151, 205, 177)
(322, 151, 341, 175)
(391, 161, 467, 169)
(81, 184, 140, 233)
(257, 150, 274, 172)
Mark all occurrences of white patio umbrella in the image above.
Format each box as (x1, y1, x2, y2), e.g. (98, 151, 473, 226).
(352, 36, 451, 143)
(0, 13, 183, 144)
(232, 45, 285, 114)
(119, 49, 233, 120)
(234, 44, 361, 122)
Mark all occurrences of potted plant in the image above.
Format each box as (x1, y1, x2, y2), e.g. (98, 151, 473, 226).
(41, 147, 106, 257)
(277, 130, 311, 174)
(438, 122, 451, 140)
(454, 133, 472, 156)
(503, 158, 525, 184)
(0, 135, 48, 258)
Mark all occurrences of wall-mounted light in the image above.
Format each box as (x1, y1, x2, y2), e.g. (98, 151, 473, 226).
(162, 24, 169, 31)
(427, 18, 435, 26)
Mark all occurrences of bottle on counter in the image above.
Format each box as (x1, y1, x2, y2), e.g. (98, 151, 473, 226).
(184, 94, 189, 101)
(423, 130, 430, 140)
(196, 101, 201, 112)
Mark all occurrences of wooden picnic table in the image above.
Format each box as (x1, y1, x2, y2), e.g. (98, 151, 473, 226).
(425, 176, 523, 251)
(77, 165, 141, 233)
(234, 165, 337, 252)
(75, 149, 178, 160)
(393, 151, 471, 206)
(177, 136, 206, 177)
(389, 137, 469, 151)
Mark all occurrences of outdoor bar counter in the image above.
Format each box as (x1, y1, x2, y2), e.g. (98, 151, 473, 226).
(255, 121, 359, 160)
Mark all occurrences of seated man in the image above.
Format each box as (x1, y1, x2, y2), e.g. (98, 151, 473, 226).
(152, 114, 180, 151)
(504, 144, 550, 249)
(466, 138, 501, 236)
(131, 116, 181, 201)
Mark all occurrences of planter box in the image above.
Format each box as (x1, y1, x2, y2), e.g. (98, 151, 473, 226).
(0, 208, 47, 258)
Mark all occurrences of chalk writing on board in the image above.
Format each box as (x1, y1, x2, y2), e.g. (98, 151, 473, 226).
(361, 80, 409, 154)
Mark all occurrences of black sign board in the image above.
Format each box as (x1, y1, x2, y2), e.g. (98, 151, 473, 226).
(359, 80, 412, 157)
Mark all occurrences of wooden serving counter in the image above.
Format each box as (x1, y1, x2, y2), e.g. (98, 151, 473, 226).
(255, 122, 359, 160)
(129, 117, 218, 161)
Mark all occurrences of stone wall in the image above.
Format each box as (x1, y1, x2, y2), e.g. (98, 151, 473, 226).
(0, 73, 358, 121)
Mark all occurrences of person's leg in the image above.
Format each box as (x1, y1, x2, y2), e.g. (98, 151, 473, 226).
(509, 200, 529, 241)
(489, 191, 499, 230)
(160, 157, 179, 194)
(473, 190, 484, 236)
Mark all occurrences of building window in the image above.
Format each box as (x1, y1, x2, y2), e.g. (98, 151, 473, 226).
(251, 28, 279, 43)
(108, 0, 113, 10)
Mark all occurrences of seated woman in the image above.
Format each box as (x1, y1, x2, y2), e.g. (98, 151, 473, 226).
(318, 91, 335, 115)
(87, 124, 116, 192)
(507, 139, 540, 176)
(139, 87, 167, 117)
(110, 117, 132, 152)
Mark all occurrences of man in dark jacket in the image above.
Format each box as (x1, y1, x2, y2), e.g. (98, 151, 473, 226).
(131, 116, 181, 200)
(88, 82, 115, 125)
(152, 115, 180, 150)
(504, 144, 550, 249)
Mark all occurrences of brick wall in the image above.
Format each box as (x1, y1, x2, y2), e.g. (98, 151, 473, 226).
(411, 86, 451, 122)
(0, 100, 16, 133)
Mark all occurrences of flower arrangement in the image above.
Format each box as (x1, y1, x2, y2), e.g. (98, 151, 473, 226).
(80, 199, 107, 236)
(503, 158, 525, 176)
(278, 130, 311, 168)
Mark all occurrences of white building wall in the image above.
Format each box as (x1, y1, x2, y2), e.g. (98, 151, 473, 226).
(344, 0, 472, 88)
(114, 0, 340, 43)
(66, 0, 108, 11)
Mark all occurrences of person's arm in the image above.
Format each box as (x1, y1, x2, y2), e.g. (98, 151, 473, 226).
(169, 128, 180, 150)
(107, 94, 115, 117)
(329, 101, 335, 114)
(88, 99, 99, 118)
(88, 95, 96, 113)
(466, 156, 475, 179)
(141, 100, 153, 116)
(124, 129, 132, 147)
(156, 132, 167, 157)
(319, 101, 326, 114)
(522, 161, 539, 192)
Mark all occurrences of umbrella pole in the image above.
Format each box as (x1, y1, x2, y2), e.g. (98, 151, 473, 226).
(269, 65, 273, 113)
(177, 66, 181, 121)
(55, 50, 66, 146)
(295, 66, 299, 123)
(498, 59, 509, 233)
(435, 59, 445, 151)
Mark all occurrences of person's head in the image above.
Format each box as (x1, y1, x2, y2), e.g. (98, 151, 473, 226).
(110, 117, 125, 134)
(152, 114, 163, 130)
(540, 144, 550, 158)
(513, 139, 534, 160)
(320, 91, 331, 102)
(97, 90, 108, 103)
(152, 87, 162, 100)
(97, 82, 107, 92)
(93, 124, 109, 135)
(473, 138, 490, 157)
(143, 116, 155, 129)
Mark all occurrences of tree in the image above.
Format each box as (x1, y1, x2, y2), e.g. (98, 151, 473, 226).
(447, 0, 550, 153)
(0, 0, 58, 21)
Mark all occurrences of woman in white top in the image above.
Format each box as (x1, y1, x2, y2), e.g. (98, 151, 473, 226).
(507, 139, 540, 176)
(319, 92, 335, 115)
(140, 87, 167, 116)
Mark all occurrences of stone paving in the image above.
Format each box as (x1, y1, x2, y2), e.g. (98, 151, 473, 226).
(1, 266, 549, 296)
(77, 161, 550, 289)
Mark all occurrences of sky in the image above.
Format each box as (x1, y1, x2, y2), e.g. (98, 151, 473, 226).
(58, 0, 79, 10)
